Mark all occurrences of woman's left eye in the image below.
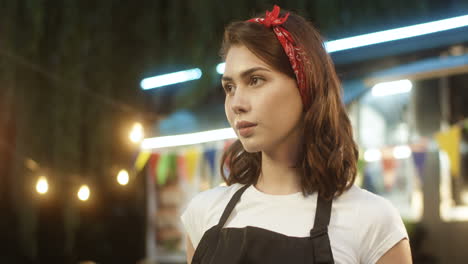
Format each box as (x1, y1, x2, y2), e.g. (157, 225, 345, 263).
(250, 76, 263, 86)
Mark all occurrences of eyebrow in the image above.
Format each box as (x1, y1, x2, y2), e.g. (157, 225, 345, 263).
(221, 67, 271, 82)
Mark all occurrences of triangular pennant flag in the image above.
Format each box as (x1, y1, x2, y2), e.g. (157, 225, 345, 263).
(134, 151, 151, 173)
(148, 153, 160, 184)
(213, 147, 225, 186)
(177, 153, 188, 181)
(412, 151, 427, 181)
(204, 149, 217, 177)
(382, 157, 397, 172)
(186, 148, 201, 182)
(168, 153, 178, 182)
(157, 154, 171, 185)
(436, 126, 461, 177)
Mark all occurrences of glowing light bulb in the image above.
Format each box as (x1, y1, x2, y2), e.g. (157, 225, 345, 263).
(364, 149, 382, 162)
(393, 145, 412, 159)
(130, 123, 144, 143)
(78, 185, 90, 201)
(36, 176, 48, 195)
(117, 170, 129, 186)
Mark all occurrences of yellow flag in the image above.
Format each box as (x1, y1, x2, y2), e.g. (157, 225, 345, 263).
(436, 126, 461, 177)
(186, 148, 201, 182)
(134, 151, 151, 173)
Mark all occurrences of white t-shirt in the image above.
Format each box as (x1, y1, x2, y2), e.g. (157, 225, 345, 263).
(181, 183, 408, 264)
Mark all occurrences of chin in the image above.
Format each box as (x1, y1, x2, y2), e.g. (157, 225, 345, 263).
(239, 140, 263, 153)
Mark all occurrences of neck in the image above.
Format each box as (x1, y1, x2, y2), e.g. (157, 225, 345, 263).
(254, 117, 305, 195)
(255, 146, 303, 195)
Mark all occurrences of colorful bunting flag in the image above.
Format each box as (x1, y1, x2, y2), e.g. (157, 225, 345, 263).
(135, 151, 151, 173)
(382, 157, 397, 172)
(412, 151, 427, 181)
(177, 154, 188, 182)
(436, 126, 461, 177)
(204, 149, 217, 177)
(148, 153, 160, 183)
(157, 154, 171, 185)
(186, 148, 201, 182)
(168, 153, 178, 182)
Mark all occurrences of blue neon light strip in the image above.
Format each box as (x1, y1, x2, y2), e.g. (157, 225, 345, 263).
(325, 14, 468, 52)
(140, 68, 202, 90)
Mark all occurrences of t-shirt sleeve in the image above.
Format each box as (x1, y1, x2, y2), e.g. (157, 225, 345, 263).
(180, 193, 206, 249)
(358, 194, 409, 264)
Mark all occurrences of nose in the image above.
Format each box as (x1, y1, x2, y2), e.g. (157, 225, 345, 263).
(229, 88, 250, 115)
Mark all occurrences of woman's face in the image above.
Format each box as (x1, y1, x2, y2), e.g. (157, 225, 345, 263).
(223, 45, 304, 153)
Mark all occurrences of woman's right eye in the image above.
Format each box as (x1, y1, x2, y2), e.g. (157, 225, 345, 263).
(223, 84, 234, 93)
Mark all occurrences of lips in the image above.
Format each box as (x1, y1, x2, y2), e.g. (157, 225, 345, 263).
(235, 120, 257, 130)
(235, 120, 257, 137)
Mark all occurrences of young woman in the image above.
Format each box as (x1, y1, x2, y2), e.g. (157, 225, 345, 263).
(181, 5, 411, 264)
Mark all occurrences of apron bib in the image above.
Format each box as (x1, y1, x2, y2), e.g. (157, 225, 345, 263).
(192, 185, 334, 264)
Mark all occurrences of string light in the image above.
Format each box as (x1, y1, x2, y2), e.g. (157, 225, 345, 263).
(78, 185, 90, 201)
(36, 176, 49, 195)
(129, 123, 144, 143)
(364, 149, 382, 162)
(393, 145, 412, 159)
(117, 170, 129, 186)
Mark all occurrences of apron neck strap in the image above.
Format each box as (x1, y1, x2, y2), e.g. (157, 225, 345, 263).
(217, 184, 250, 228)
(313, 195, 332, 229)
(310, 195, 335, 263)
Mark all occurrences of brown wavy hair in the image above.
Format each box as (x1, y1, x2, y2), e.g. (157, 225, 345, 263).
(219, 9, 358, 200)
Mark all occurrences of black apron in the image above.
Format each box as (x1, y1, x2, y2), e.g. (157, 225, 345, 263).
(191, 184, 335, 264)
